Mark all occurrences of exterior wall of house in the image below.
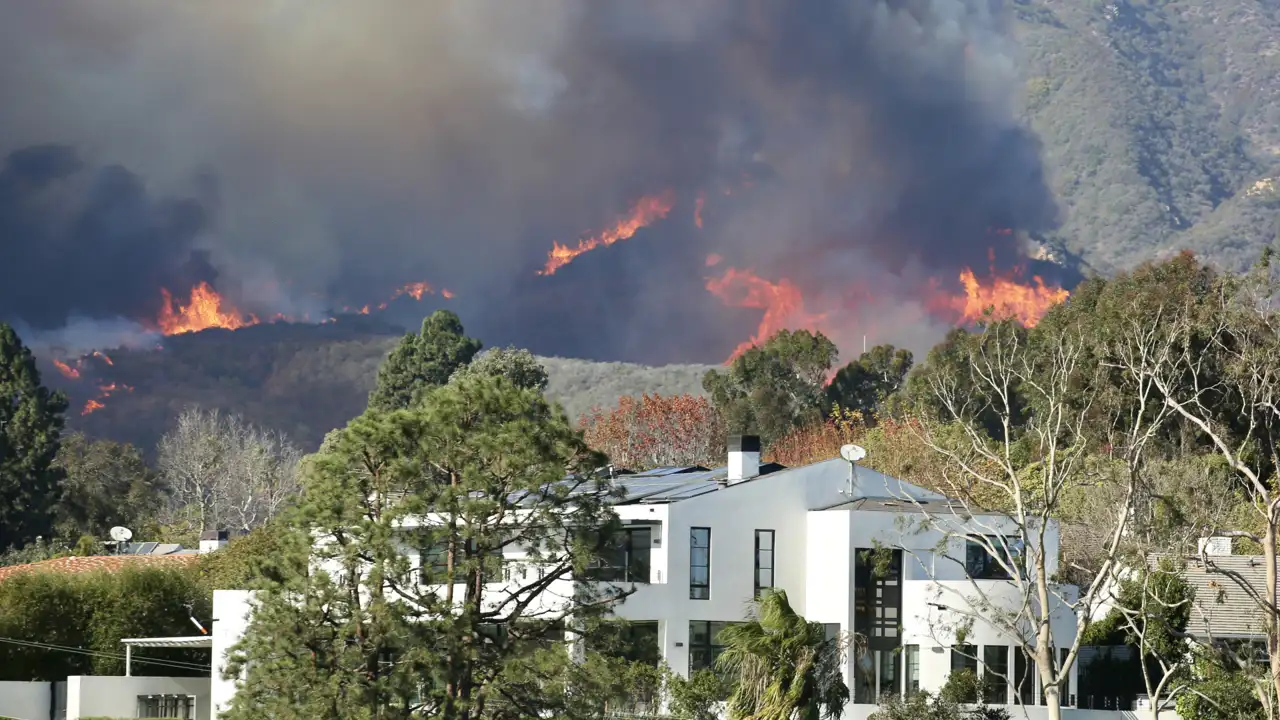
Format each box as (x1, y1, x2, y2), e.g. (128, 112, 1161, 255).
(211, 589, 255, 719)
(0, 681, 51, 720)
(208, 457, 1084, 718)
(65, 675, 210, 720)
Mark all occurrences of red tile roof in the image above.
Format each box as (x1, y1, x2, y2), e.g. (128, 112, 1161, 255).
(0, 554, 199, 582)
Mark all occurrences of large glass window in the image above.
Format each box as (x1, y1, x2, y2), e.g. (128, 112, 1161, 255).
(587, 526, 652, 583)
(137, 695, 195, 719)
(984, 645, 1009, 704)
(965, 535, 1024, 580)
(689, 620, 730, 672)
(690, 527, 711, 600)
(853, 548, 903, 704)
(754, 530, 775, 597)
(904, 645, 921, 695)
(592, 621, 660, 666)
(1060, 648, 1073, 706)
(1014, 650, 1036, 705)
(951, 645, 979, 703)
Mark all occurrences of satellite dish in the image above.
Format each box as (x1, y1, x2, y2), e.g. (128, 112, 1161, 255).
(839, 444, 867, 463)
(109, 526, 133, 543)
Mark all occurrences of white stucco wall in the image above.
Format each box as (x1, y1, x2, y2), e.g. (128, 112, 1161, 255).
(211, 589, 254, 719)
(65, 675, 210, 720)
(0, 681, 51, 720)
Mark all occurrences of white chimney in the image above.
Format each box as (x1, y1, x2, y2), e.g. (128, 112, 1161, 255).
(199, 529, 232, 554)
(1198, 536, 1232, 557)
(727, 435, 760, 484)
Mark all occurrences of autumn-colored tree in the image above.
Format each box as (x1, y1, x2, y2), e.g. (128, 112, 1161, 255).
(580, 394, 726, 471)
(763, 406, 865, 468)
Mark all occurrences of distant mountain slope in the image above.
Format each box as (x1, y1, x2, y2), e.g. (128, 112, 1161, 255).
(1016, 0, 1280, 272)
(56, 322, 714, 453)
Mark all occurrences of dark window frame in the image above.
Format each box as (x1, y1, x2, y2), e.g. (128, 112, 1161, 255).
(688, 620, 730, 673)
(984, 645, 1009, 704)
(904, 644, 921, 695)
(965, 535, 1024, 581)
(586, 525, 653, 583)
(754, 529, 775, 598)
(136, 694, 196, 719)
(950, 644, 979, 703)
(690, 527, 711, 600)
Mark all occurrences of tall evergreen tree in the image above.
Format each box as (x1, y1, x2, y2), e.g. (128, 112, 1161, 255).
(448, 346, 548, 392)
(368, 310, 482, 412)
(54, 433, 160, 540)
(0, 324, 68, 550)
(826, 344, 912, 421)
(703, 329, 838, 447)
(226, 374, 627, 720)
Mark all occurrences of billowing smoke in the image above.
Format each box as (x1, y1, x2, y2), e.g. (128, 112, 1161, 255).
(0, 0, 1063, 363)
(0, 145, 216, 329)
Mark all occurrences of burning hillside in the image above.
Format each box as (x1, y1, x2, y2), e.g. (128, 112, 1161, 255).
(2, 1, 1077, 366)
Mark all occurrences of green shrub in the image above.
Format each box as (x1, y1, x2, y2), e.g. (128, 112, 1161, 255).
(0, 565, 210, 680)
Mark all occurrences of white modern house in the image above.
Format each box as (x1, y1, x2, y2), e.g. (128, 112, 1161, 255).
(211, 435, 1082, 719)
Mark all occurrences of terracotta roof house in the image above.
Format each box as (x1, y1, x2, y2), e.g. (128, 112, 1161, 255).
(0, 553, 199, 583)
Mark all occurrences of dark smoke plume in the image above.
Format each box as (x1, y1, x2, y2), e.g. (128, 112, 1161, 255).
(0, 0, 1060, 362)
(0, 145, 216, 329)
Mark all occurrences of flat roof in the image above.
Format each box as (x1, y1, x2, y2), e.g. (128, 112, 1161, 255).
(121, 636, 213, 649)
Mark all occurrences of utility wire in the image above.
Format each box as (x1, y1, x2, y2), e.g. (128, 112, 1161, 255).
(0, 636, 211, 673)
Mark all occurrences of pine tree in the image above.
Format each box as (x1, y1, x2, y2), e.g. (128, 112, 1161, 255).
(368, 310, 482, 412)
(0, 324, 68, 551)
(226, 374, 627, 720)
(448, 346, 548, 392)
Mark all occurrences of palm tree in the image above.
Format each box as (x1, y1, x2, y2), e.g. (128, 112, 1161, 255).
(716, 589, 851, 720)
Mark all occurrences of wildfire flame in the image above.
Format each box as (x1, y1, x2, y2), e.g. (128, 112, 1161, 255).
(53, 359, 81, 379)
(694, 193, 705, 229)
(705, 265, 827, 363)
(950, 267, 1068, 327)
(92, 351, 113, 366)
(538, 191, 677, 276)
(81, 382, 134, 416)
(396, 282, 432, 301)
(156, 282, 255, 335)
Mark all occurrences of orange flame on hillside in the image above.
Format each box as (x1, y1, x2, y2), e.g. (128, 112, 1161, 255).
(705, 266, 827, 363)
(92, 351, 113, 366)
(53, 359, 81, 379)
(81, 382, 134, 416)
(948, 266, 1068, 327)
(694, 193, 705, 229)
(538, 191, 677, 275)
(157, 282, 255, 335)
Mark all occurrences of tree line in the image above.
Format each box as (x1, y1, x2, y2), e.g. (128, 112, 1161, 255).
(3, 249, 1280, 718)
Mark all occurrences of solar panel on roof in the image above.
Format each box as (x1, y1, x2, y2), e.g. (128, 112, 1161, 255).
(641, 466, 701, 477)
(645, 482, 720, 501)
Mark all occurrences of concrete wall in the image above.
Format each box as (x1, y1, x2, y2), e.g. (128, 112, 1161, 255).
(211, 590, 254, 720)
(65, 676, 209, 720)
(0, 681, 51, 720)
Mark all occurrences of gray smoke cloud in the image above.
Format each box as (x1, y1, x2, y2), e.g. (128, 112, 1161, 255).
(0, 0, 1062, 363)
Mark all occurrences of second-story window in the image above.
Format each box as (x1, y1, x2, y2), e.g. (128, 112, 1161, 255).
(965, 535, 1023, 580)
(587, 526, 652, 583)
(690, 527, 711, 599)
(754, 530, 775, 598)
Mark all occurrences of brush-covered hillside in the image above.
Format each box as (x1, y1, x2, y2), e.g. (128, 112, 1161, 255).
(46, 0, 1280, 452)
(54, 319, 714, 453)
(1017, 0, 1280, 273)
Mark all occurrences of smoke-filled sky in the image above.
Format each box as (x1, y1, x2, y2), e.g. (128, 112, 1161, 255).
(0, 0, 1066, 364)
